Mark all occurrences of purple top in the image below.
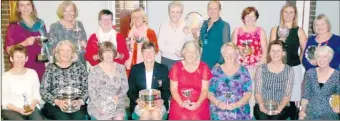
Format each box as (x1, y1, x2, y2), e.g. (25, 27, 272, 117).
(5, 22, 46, 81)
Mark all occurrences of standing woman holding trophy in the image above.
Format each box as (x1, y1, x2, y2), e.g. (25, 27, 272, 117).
(5, 0, 47, 81)
(1, 45, 44, 120)
(87, 41, 128, 120)
(299, 46, 340, 120)
(269, 3, 307, 120)
(168, 41, 212, 120)
(40, 40, 88, 120)
(253, 40, 294, 120)
(158, 1, 194, 70)
(85, 9, 129, 66)
(127, 42, 170, 120)
(302, 14, 340, 71)
(48, 1, 87, 68)
(199, 1, 231, 69)
(125, 8, 159, 76)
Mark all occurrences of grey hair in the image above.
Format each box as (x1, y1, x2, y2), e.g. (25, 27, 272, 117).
(314, 45, 334, 61)
(168, 1, 184, 13)
(181, 40, 201, 59)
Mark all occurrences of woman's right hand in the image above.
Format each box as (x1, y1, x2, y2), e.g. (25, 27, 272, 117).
(259, 104, 268, 114)
(21, 36, 36, 46)
(19, 108, 33, 116)
(136, 98, 145, 107)
(298, 110, 306, 120)
(309, 59, 317, 66)
(54, 99, 68, 111)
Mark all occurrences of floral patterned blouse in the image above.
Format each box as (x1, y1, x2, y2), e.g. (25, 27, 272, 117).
(236, 27, 263, 69)
(209, 65, 252, 120)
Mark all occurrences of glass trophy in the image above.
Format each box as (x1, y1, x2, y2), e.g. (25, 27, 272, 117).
(74, 21, 83, 52)
(305, 45, 317, 62)
(181, 88, 193, 106)
(22, 93, 33, 113)
(264, 100, 278, 115)
(278, 26, 290, 41)
(185, 11, 204, 40)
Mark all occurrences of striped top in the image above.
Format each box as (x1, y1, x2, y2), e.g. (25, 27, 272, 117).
(254, 64, 294, 105)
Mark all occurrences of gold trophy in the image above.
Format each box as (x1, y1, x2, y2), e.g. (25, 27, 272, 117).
(241, 40, 253, 56)
(329, 94, 340, 109)
(22, 93, 33, 113)
(36, 29, 49, 63)
(139, 89, 161, 110)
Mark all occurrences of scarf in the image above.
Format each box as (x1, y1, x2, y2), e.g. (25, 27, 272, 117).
(96, 27, 117, 48)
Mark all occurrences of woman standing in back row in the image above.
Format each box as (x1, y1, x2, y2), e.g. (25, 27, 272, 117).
(269, 3, 307, 120)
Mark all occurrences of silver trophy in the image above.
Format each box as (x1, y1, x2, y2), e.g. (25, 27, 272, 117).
(225, 91, 233, 105)
(126, 36, 147, 52)
(36, 29, 50, 63)
(305, 45, 317, 61)
(139, 89, 161, 110)
(74, 21, 83, 52)
(278, 26, 290, 41)
(22, 93, 33, 113)
(181, 88, 193, 106)
(185, 12, 204, 46)
(264, 100, 278, 115)
(57, 86, 81, 113)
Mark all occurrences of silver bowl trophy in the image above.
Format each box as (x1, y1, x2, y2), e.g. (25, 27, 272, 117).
(278, 26, 290, 41)
(57, 86, 81, 113)
(22, 93, 33, 113)
(185, 12, 204, 46)
(264, 100, 278, 115)
(36, 29, 50, 63)
(181, 88, 193, 106)
(305, 45, 317, 62)
(126, 36, 147, 52)
(241, 40, 253, 56)
(138, 89, 161, 110)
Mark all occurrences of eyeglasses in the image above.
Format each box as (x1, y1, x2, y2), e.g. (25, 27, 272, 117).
(100, 19, 113, 22)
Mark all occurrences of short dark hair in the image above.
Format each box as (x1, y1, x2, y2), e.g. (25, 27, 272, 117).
(98, 41, 117, 61)
(267, 40, 287, 63)
(141, 41, 157, 53)
(9, 44, 27, 57)
(98, 9, 113, 20)
(241, 6, 259, 22)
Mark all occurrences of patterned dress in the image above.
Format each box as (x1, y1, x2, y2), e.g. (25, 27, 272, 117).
(302, 68, 340, 120)
(87, 64, 128, 120)
(209, 65, 252, 120)
(236, 27, 263, 69)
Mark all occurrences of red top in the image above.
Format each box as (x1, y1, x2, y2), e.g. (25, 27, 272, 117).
(85, 27, 129, 66)
(168, 61, 212, 120)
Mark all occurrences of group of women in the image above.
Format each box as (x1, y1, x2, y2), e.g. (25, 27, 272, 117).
(2, 0, 340, 120)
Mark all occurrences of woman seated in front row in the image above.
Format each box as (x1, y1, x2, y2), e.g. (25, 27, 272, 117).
(87, 41, 129, 120)
(127, 41, 170, 120)
(299, 46, 340, 120)
(40, 40, 88, 120)
(208, 42, 252, 120)
(1, 45, 44, 120)
(254, 40, 294, 120)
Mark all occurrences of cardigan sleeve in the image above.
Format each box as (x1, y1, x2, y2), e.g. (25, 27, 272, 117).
(114, 33, 130, 65)
(147, 29, 159, 52)
(85, 34, 100, 66)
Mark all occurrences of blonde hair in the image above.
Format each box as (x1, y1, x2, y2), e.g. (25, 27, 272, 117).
(313, 14, 331, 34)
(314, 45, 334, 61)
(221, 42, 239, 53)
(168, 1, 184, 13)
(9, 0, 39, 23)
(54, 40, 78, 62)
(181, 41, 201, 59)
(130, 8, 148, 27)
(279, 3, 298, 28)
(56, 1, 78, 19)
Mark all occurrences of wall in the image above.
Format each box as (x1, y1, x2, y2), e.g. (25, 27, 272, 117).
(147, 1, 287, 39)
(315, 1, 340, 35)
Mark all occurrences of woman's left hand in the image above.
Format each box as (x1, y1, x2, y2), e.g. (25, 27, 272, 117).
(80, 40, 87, 48)
(155, 99, 164, 108)
(272, 107, 283, 115)
(72, 99, 83, 109)
(333, 107, 340, 114)
(186, 102, 200, 110)
(226, 103, 238, 110)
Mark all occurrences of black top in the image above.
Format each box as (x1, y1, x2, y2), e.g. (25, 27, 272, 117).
(276, 26, 300, 66)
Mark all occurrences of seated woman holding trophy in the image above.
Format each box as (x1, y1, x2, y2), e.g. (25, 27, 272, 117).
(87, 41, 129, 120)
(1, 45, 44, 120)
(253, 40, 294, 120)
(40, 40, 88, 120)
(125, 8, 159, 76)
(299, 46, 340, 120)
(168, 41, 212, 120)
(85, 9, 129, 67)
(127, 42, 170, 120)
(302, 14, 340, 71)
(208, 42, 252, 120)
